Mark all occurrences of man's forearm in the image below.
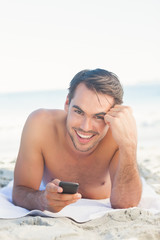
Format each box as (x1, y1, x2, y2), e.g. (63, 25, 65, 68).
(110, 145, 142, 209)
(12, 185, 45, 211)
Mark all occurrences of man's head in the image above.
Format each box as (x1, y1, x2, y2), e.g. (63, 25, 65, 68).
(68, 68, 123, 105)
(65, 68, 123, 153)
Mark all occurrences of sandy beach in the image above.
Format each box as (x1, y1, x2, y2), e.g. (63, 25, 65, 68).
(0, 207, 159, 240)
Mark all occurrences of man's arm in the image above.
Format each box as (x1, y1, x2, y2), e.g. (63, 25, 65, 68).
(12, 110, 81, 212)
(105, 105, 142, 208)
(12, 110, 45, 210)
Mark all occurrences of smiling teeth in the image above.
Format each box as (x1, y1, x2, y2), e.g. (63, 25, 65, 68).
(77, 132, 93, 139)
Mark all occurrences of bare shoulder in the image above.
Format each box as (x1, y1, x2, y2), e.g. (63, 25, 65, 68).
(26, 108, 66, 127)
(28, 108, 65, 120)
(21, 108, 66, 143)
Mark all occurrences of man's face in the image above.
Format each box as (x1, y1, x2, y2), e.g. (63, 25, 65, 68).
(65, 83, 114, 153)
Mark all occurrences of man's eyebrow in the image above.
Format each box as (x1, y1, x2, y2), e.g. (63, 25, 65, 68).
(72, 105, 84, 112)
(73, 105, 106, 116)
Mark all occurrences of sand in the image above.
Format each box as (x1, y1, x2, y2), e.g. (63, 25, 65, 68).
(0, 208, 159, 240)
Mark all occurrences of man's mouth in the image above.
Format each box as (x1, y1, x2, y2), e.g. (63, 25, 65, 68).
(76, 131, 94, 139)
(74, 129, 98, 144)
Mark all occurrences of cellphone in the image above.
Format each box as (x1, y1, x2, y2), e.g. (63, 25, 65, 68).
(59, 181, 79, 194)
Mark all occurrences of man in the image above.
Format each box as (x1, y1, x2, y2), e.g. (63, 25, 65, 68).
(12, 68, 142, 213)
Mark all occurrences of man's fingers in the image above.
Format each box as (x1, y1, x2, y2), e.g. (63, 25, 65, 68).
(106, 105, 132, 119)
(46, 193, 81, 212)
(109, 105, 132, 113)
(52, 179, 63, 193)
(46, 181, 63, 193)
(52, 178, 61, 186)
(104, 114, 115, 123)
(57, 192, 81, 201)
(46, 191, 81, 201)
(106, 111, 118, 117)
(50, 198, 79, 207)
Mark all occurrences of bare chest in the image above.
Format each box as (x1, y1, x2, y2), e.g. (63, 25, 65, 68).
(43, 150, 112, 199)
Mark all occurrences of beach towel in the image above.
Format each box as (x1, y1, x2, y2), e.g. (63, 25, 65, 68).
(0, 178, 160, 223)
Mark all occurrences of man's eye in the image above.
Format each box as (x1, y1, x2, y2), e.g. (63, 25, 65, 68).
(75, 110, 83, 115)
(95, 116, 104, 120)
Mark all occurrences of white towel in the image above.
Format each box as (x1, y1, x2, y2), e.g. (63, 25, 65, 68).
(0, 178, 160, 223)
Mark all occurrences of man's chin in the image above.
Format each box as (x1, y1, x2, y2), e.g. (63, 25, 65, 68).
(74, 147, 92, 153)
(72, 141, 97, 153)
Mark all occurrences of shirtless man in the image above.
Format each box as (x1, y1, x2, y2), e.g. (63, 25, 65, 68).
(12, 68, 142, 213)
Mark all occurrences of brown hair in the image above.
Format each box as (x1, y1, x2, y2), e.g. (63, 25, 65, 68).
(68, 68, 123, 104)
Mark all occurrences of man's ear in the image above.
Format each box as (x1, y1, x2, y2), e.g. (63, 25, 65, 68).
(64, 95, 69, 112)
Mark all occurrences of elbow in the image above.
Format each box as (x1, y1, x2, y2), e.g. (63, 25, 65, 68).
(110, 185, 142, 209)
(111, 201, 139, 209)
(110, 195, 141, 209)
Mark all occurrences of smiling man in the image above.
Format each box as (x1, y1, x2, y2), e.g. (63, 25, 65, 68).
(12, 69, 142, 213)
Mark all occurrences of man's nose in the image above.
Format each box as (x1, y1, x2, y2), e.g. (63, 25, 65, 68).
(80, 117, 92, 131)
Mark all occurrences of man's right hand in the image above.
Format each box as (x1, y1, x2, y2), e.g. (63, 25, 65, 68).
(43, 179, 82, 213)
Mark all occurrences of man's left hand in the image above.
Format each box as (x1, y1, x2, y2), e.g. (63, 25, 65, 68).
(104, 105, 137, 148)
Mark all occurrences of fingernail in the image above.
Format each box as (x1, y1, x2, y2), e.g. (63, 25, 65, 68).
(76, 193, 82, 199)
(58, 187, 63, 193)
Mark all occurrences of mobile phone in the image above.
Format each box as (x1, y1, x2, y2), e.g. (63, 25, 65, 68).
(59, 181, 79, 194)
